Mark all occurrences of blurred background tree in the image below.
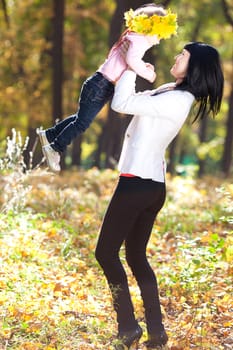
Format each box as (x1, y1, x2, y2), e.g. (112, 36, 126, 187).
(0, 0, 232, 177)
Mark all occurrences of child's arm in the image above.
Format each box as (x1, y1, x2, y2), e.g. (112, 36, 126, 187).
(124, 34, 157, 83)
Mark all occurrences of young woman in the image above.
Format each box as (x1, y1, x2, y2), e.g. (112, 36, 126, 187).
(95, 42, 224, 349)
(38, 3, 177, 172)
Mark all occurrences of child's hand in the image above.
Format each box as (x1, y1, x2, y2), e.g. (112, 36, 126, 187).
(147, 35, 160, 45)
(145, 62, 155, 71)
(145, 63, 156, 82)
(119, 39, 130, 58)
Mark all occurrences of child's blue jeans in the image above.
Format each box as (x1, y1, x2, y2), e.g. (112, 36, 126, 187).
(46, 72, 114, 152)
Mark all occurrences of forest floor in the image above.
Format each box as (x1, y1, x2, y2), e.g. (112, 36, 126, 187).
(0, 165, 232, 350)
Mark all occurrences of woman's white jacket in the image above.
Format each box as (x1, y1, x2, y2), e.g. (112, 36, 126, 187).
(111, 70, 195, 183)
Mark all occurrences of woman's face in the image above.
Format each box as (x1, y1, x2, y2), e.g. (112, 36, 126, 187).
(170, 49, 190, 83)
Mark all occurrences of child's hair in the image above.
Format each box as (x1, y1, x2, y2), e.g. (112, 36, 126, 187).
(134, 3, 166, 17)
(109, 4, 166, 54)
(124, 4, 177, 39)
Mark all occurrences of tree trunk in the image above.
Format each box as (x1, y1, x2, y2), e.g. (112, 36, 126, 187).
(220, 0, 233, 177)
(1, 0, 10, 27)
(52, 0, 65, 168)
(222, 81, 233, 177)
(221, 0, 233, 27)
(167, 137, 178, 175)
(71, 137, 82, 167)
(95, 0, 161, 168)
(198, 116, 208, 177)
(167, 16, 203, 174)
(94, 0, 129, 168)
(52, 0, 64, 123)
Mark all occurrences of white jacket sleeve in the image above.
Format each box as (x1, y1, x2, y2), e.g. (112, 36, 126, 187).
(112, 70, 160, 116)
(111, 70, 194, 126)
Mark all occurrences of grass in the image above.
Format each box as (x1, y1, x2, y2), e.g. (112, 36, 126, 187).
(0, 133, 232, 349)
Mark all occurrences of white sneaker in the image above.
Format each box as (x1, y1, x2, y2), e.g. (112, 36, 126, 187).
(37, 129, 49, 147)
(42, 144, 61, 172)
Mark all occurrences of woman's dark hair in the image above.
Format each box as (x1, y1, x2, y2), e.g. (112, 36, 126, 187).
(176, 42, 224, 121)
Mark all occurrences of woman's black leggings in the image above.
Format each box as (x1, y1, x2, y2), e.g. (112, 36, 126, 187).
(95, 176, 166, 334)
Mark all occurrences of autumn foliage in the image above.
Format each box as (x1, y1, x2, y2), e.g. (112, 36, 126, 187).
(0, 134, 232, 350)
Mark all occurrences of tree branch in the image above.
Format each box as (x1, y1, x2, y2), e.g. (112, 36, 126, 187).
(221, 0, 233, 27)
(1, 0, 10, 27)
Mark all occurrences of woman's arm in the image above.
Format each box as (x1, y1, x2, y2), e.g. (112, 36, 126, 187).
(111, 70, 158, 115)
(111, 70, 194, 124)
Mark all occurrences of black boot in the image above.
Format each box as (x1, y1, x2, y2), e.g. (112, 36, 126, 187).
(144, 329, 168, 348)
(114, 324, 143, 350)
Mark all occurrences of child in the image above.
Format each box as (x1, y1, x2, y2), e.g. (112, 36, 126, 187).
(38, 3, 177, 172)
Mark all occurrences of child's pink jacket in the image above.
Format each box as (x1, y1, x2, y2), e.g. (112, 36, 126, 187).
(98, 32, 157, 83)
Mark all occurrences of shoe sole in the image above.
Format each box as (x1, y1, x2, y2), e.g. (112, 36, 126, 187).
(37, 130, 60, 172)
(144, 344, 169, 349)
(43, 147, 60, 172)
(115, 329, 142, 350)
(37, 129, 49, 147)
(38, 131, 49, 166)
(114, 341, 139, 350)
